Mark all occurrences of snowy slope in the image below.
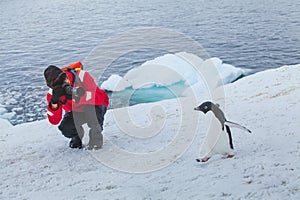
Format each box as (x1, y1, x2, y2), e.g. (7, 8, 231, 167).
(1, 65, 300, 200)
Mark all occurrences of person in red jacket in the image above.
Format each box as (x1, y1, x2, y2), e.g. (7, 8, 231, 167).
(44, 62, 109, 150)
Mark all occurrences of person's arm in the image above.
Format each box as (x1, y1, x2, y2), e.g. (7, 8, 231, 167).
(80, 70, 109, 107)
(46, 89, 63, 125)
(80, 71, 97, 101)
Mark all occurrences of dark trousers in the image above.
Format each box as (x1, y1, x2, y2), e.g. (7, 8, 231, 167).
(58, 105, 107, 139)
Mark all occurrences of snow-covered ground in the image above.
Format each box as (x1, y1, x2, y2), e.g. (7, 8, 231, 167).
(1, 65, 299, 200)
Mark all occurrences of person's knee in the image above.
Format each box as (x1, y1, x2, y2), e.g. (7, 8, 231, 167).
(59, 123, 77, 138)
(58, 113, 78, 138)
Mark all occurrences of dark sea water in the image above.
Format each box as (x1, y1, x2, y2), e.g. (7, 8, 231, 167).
(0, 0, 299, 125)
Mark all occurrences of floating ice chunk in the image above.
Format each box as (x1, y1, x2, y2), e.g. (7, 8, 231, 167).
(1, 112, 16, 120)
(12, 107, 23, 115)
(101, 74, 131, 92)
(6, 98, 18, 105)
(0, 118, 13, 128)
(0, 107, 7, 115)
(0, 107, 15, 124)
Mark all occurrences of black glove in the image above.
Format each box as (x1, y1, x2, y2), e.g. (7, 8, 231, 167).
(51, 86, 65, 104)
(61, 82, 71, 94)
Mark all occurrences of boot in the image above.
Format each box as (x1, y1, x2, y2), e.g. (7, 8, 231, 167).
(87, 131, 103, 150)
(69, 136, 82, 149)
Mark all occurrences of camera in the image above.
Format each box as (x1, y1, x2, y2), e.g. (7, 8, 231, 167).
(62, 83, 85, 102)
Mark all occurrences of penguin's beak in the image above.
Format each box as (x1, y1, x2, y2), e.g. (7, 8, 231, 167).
(194, 107, 200, 111)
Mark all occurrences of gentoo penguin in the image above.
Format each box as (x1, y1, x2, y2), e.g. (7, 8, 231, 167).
(194, 101, 251, 162)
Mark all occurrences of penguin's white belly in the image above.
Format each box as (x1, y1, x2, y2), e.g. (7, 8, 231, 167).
(199, 112, 233, 158)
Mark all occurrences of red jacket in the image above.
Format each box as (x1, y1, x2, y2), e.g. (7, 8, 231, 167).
(46, 69, 109, 125)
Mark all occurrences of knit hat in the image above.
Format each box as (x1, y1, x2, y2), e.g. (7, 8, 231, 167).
(44, 65, 67, 88)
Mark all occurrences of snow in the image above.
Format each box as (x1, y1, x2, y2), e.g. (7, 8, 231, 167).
(101, 52, 252, 92)
(1, 64, 300, 199)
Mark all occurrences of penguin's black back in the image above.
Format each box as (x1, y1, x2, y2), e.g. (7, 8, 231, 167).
(211, 103, 226, 127)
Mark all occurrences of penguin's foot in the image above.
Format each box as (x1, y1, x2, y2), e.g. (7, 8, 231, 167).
(196, 157, 210, 162)
(225, 154, 234, 159)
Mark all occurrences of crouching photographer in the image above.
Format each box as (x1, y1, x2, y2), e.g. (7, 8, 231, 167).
(44, 62, 109, 150)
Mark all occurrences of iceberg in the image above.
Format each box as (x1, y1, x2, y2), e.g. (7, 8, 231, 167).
(101, 52, 251, 92)
(100, 52, 252, 108)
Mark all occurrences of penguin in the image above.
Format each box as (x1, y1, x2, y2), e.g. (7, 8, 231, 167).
(194, 101, 251, 162)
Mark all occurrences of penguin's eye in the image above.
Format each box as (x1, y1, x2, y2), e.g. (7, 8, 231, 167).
(204, 106, 208, 109)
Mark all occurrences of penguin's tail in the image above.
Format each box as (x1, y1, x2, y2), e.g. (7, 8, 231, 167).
(224, 121, 251, 133)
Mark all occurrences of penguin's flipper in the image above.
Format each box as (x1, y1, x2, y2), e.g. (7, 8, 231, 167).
(224, 121, 251, 133)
